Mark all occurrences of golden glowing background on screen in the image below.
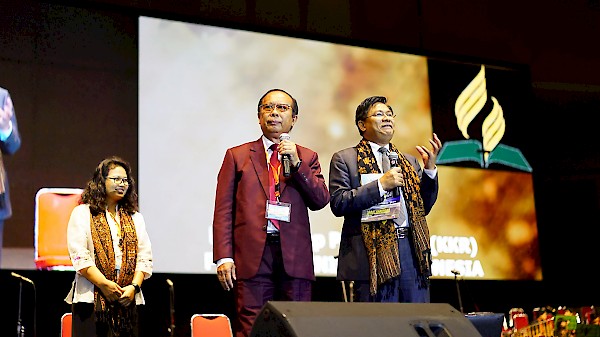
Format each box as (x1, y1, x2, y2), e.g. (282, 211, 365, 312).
(139, 17, 540, 280)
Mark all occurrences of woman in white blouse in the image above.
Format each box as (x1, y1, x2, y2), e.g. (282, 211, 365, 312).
(65, 156, 153, 337)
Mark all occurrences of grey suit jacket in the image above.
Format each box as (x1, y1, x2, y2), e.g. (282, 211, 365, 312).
(0, 87, 22, 220)
(329, 146, 438, 281)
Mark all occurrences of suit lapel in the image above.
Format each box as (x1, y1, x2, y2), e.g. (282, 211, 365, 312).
(250, 138, 270, 199)
(350, 148, 362, 188)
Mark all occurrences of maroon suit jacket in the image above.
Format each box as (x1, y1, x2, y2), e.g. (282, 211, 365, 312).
(213, 138, 330, 280)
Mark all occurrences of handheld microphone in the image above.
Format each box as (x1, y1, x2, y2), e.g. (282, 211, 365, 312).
(388, 151, 399, 167)
(11, 272, 34, 285)
(387, 152, 401, 196)
(279, 133, 291, 177)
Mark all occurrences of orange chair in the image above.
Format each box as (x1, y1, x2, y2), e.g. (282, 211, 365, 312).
(34, 188, 83, 270)
(191, 314, 233, 337)
(61, 312, 72, 337)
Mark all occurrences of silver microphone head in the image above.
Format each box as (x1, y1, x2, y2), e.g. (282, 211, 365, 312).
(279, 133, 291, 141)
(388, 151, 399, 166)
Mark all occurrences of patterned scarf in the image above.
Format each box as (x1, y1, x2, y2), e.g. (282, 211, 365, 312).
(356, 139, 432, 295)
(90, 207, 138, 337)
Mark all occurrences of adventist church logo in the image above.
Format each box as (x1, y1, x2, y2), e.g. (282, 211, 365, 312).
(436, 65, 532, 172)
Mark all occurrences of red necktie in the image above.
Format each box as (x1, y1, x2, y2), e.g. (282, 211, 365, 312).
(268, 144, 280, 229)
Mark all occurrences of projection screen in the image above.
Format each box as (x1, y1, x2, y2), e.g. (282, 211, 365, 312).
(139, 16, 540, 280)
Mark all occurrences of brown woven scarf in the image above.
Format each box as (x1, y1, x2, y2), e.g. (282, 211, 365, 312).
(90, 207, 138, 336)
(356, 139, 432, 295)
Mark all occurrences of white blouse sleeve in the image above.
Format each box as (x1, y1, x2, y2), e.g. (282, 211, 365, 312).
(133, 212, 153, 278)
(67, 204, 95, 273)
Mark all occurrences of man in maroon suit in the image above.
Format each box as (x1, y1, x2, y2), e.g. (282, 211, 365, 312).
(212, 89, 330, 337)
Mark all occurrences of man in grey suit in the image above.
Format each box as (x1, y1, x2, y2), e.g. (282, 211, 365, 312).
(329, 95, 441, 303)
(0, 86, 22, 267)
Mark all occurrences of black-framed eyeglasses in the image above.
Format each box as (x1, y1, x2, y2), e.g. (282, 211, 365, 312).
(259, 103, 292, 113)
(367, 110, 396, 119)
(107, 177, 130, 185)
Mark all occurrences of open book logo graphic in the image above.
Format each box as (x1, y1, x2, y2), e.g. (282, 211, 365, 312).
(437, 65, 532, 172)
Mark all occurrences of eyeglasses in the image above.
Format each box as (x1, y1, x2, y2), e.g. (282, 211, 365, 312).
(107, 177, 130, 185)
(259, 103, 292, 113)
(367, 110, 396, 119)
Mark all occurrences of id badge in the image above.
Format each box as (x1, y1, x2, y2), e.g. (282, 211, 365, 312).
(266, 200, 291, 222)
(361, 202, 403, 222)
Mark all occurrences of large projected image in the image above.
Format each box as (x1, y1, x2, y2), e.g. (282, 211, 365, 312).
(139, 16, 540, 280)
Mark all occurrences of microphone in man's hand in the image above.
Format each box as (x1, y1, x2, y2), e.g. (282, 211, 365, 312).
(279, 133, 291, 177)
(388, 151, 401, 196)
(388, 151, 399, 168)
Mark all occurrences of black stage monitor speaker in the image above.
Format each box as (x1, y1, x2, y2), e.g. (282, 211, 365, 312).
(250, 301, 484, 337)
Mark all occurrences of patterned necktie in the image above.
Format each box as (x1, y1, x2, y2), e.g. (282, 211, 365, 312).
(378, 146, 390, 172)
(268, 144, 280, 229)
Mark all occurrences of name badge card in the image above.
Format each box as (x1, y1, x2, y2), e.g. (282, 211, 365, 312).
(266, 200, 291, 222)
(360, 173, 402, 222)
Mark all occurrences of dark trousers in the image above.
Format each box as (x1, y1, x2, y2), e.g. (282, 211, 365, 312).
(234, 238, 312, 337)
(72, 302, 140, 337)
(354, 235, 430, 303)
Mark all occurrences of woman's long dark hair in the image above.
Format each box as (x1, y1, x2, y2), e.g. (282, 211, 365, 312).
(80, 156, 138, 215)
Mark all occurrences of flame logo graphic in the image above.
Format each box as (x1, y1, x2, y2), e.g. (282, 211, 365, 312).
(482, 97, 505, 163)
(455, 65, 488, 139)
(437, 64, 531, 172)
(454, 65, 505, 165)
